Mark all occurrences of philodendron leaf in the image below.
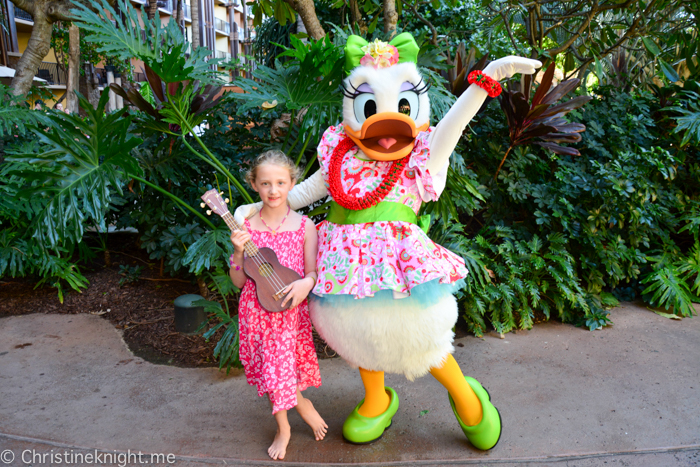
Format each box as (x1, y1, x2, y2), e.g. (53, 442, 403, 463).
(651, 309, 683, 320)
(6, 90, 143, 248)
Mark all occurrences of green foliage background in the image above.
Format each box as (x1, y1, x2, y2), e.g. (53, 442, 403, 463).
(1, 0, 699, 371)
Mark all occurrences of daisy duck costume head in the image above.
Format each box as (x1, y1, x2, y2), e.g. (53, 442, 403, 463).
(235, 33, 541, 448)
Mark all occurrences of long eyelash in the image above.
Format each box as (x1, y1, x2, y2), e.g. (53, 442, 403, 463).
(341, 81, 364, 99)
(412, 78, 431, 95)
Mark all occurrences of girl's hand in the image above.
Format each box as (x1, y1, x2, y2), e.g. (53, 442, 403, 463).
(280, 277, 315, 309)
(230, 230, 251, 255)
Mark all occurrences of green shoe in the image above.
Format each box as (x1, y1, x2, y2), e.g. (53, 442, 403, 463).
(343, 387, 399, 444)
(449, 377, 502, 450)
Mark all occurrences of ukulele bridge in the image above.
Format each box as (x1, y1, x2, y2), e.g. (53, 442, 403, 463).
(274, 287, 288, 301)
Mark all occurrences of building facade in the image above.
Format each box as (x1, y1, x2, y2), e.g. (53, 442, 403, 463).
(0, 0, 254, 106)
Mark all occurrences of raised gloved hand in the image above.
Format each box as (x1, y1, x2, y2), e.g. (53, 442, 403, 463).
(427, 56, 542, 175)
(482, 56, 542, 82)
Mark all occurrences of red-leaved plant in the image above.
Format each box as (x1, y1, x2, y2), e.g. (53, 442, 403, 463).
(496, 62, 592, 180)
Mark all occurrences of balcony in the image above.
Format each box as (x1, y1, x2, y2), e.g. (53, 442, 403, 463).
(36, 62, 67, 86)
(216, 50, 231, 60)
(214, 17, 230, 35)
(157, 0, 173, 13)
(14, 6, 33, 22)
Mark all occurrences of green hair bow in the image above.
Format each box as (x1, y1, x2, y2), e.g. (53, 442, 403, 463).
(344, 33, 420, 75)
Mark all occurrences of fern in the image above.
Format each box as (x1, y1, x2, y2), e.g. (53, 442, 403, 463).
(199, 299, 242, 374)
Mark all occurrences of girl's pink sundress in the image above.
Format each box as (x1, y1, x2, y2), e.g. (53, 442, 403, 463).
(237, 216, 321, 414)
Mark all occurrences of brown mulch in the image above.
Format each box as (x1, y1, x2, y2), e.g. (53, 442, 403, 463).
(0, 232, 337, 368)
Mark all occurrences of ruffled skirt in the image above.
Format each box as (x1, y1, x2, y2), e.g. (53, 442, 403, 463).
(313, 220, 468, 299)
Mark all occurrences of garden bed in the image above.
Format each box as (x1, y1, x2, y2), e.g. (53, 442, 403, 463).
(0, 232, 338, 368)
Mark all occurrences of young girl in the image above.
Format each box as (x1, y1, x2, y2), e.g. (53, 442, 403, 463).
(229, 150, 327, 460)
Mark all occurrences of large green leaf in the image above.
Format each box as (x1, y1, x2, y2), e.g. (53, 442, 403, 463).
(72, 0, 223, 84)
(232, 59, 344, 114)
(6, 90, 143, 248)
(182, 227, 234, 274)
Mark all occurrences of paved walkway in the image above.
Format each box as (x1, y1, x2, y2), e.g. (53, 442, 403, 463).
(0, 303, 699, 466)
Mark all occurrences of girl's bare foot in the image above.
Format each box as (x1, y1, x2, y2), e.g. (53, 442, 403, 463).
(296, 397, 328, 441)
(268, 426, 291, 460)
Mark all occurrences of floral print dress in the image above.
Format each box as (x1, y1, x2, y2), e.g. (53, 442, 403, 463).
(237, 216, 322, 414)
(313, 123, 468, 299)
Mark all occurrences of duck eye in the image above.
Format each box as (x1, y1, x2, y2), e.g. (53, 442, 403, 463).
(399, 98, 411, 116)
(364, 100, 377, 118)
(353, 93, 377, 125)
(397, 91, 420, 120)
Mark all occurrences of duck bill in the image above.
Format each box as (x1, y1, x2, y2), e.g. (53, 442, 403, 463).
(345, 112, 430, 161)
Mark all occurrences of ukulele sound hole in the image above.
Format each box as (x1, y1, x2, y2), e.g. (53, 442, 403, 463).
(258, 263, 274, 278)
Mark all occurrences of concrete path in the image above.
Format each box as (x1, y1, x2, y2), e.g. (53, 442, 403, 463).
(0, 303, 698, 466)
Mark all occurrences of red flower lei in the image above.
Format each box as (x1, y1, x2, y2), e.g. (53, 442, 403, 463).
(328, 136, 409, 211)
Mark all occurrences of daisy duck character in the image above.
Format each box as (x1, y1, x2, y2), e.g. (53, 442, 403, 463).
(235, 33, 541, 449)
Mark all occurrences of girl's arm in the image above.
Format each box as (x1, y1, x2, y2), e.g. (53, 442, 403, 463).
(229, 227, 250, 289)
(303, 217, 319, 280)
(281, 217, 318, 308)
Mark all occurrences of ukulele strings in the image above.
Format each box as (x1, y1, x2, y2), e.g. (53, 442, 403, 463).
(225, 213, 289, 293)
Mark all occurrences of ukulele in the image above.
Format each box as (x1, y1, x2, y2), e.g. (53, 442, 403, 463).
(201, 189, 302, 312)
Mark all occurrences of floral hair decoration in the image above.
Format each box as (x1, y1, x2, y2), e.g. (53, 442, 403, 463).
(344, 33, 420, 75)
(360, 39, 399, 69)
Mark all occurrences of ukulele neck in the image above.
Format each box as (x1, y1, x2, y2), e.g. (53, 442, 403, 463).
(222, 212, 260, 256)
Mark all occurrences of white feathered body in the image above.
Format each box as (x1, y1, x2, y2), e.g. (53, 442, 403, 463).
(309, 280, 458, 381)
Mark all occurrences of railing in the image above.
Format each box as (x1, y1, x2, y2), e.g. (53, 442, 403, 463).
(216, 50, 231, 60)
(36, 62, 67, 86)
(214, 17, 230, 34)
(157, 0, 174, 12)
(14, 6, 33, 21)
(133, 72, 147, 83)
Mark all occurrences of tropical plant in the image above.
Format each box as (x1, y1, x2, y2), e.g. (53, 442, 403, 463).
(495, 62, 591, 179)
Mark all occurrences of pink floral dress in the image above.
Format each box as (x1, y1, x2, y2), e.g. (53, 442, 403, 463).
(237, 216, 321, 414)
(313, 124, 468, 299)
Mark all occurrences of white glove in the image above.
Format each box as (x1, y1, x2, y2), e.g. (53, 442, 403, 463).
(427, 56, 542, 174)
(287, 169, 328, 210)
(233, 200, 262, 226)
(482, 56, 542, 82)
(232, 169, 329, 225)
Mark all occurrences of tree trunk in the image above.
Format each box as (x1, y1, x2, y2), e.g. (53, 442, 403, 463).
(147, 0, 158, 19)
(9, 0, 117, 98)
(66, 23, 80, 113)
(84, 64, 100, 109)
(9, 3, 52, 97)
(348, 0, 364, 32)
(196, 276, 209, 299)
(191, 0, 200, 49)
(285, 0, 325, 39)
(383, 0, 398, 38)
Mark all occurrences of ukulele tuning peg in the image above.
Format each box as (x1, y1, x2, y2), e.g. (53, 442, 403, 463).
(219, 191, 224, 195)
(200, 202, 206, 208)
(225, 198, 230, 204)
(206, 210, 212, 215)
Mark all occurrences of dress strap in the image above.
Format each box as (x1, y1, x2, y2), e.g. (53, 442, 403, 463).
(243, 218, 251, 231)
(298, 215, 307, 233)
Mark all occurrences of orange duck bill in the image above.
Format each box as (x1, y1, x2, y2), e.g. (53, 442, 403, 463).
(345, 112, 429, 161)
